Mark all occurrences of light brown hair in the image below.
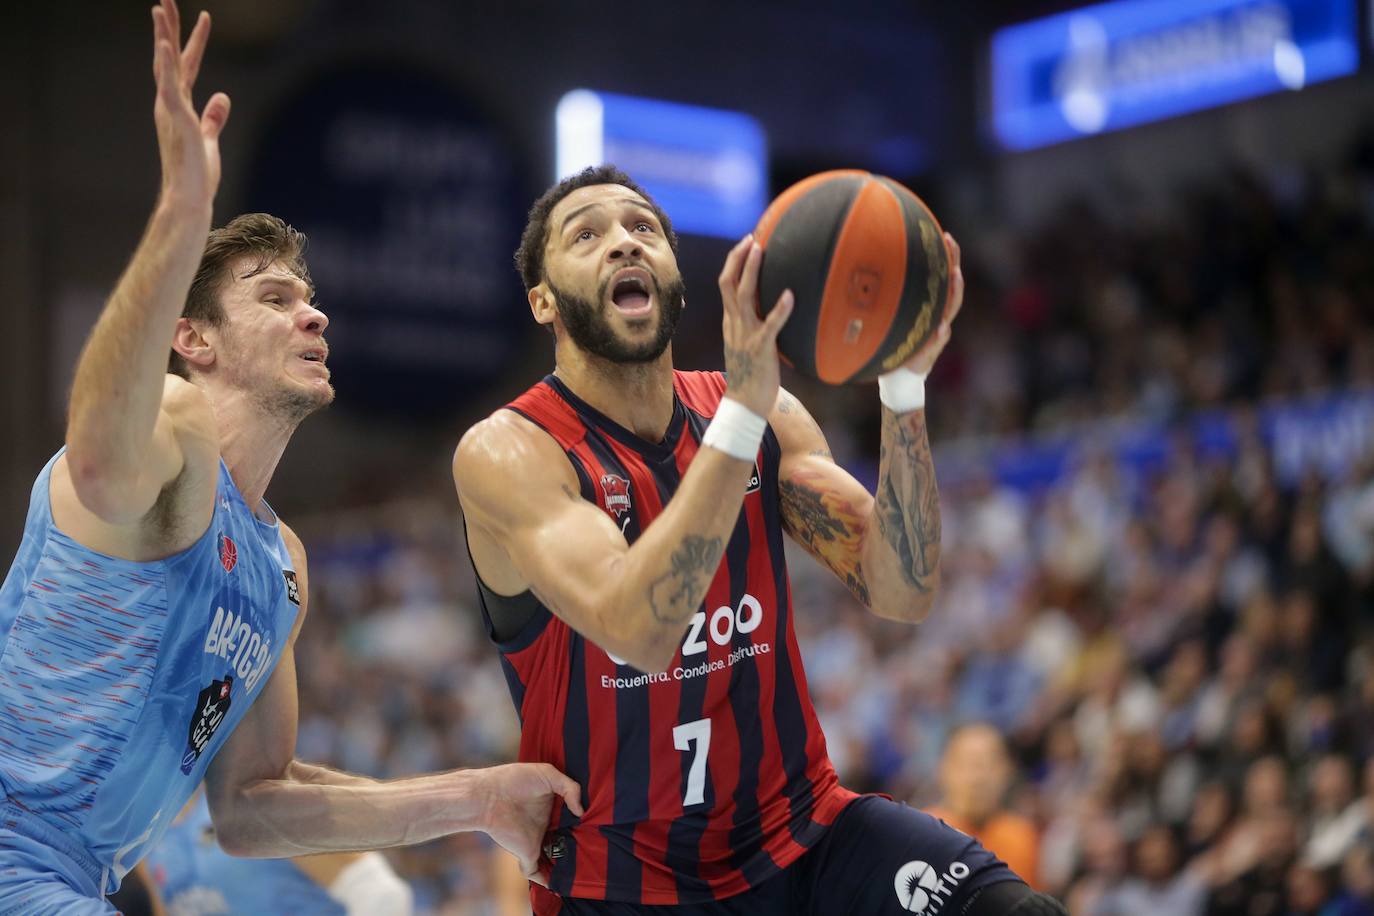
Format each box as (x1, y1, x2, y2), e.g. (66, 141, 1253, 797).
(169, 213, 311, 378)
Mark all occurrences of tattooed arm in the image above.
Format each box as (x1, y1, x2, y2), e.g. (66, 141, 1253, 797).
(773, 391, 874, 607)
(774, 232, 963, 623)
(864, 406, 942, 617)
(773, 391, 941, 622)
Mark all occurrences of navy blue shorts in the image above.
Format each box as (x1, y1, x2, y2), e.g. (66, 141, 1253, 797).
(553, 795, 1026, 915)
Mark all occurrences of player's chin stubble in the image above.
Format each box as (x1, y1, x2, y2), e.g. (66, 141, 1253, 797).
(551, 275, 686, 365)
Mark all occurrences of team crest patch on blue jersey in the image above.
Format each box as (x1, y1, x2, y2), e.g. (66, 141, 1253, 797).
(745, 462, 761, 494)
(181, 675, 233, 774)
(281, 570, 300, 606)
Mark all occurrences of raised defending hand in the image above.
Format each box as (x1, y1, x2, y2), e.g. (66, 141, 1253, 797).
(151, 0, 230, 208)
(477, 763, 585, 886)
(718, 234, 795, 417)
(900, 232, 965, 376)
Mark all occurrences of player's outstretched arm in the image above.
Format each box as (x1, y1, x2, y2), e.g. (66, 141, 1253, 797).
(773, 233, 964, 623)
(202, 525, 583, 886)
(455, 235, 793, 673)
(65, 0, 229, 524)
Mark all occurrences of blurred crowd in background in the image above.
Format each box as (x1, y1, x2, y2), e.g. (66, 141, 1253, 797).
(283, 128, 1374, 914)
(925, 123, 1374, 442)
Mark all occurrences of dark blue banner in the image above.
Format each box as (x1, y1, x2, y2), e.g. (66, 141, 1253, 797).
(248, 67, 527, 415)
(991, 0, 1359, 151)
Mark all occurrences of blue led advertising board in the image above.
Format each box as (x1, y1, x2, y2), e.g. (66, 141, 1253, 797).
(556, 90, 768, 239)
(991, 0, 1359, 151)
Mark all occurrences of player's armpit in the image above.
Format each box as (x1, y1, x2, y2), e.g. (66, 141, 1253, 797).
(453, 411, 666, 669)
(771, 389, 876, 608)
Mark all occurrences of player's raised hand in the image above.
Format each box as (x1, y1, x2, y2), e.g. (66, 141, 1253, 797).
(476, 763, 585, 886)
(150, 0, 230, 208)
(900, 231, 965, 377)
(718, 234, 794, 418)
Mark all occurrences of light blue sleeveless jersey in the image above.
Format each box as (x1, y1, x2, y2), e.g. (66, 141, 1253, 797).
(0, 450, 300, 895)
(145, 794, 344, 916)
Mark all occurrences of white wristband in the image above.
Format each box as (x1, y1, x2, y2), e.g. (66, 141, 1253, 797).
(327, 851, 414, 916)
(878, 367, 928, 413)
(703, 397, 767, 461)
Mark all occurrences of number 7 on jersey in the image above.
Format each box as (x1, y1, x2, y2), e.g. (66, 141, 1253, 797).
(673, 718, 711, 807)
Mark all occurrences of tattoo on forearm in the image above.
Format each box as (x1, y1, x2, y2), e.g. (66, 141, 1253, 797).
(874, 408, 940, 593)
(648, 534, 725, 624)
(780, 474, 871, 606)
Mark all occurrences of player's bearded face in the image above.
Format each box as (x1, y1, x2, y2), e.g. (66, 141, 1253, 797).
(550, 271, 686, 364)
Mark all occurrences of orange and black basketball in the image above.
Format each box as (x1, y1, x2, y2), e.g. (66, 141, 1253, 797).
(755, 170, 952, 385)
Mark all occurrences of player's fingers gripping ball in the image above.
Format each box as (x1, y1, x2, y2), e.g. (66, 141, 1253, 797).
(754, 170, 952, 384)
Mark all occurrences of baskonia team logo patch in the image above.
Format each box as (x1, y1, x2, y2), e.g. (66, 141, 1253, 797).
(600, 474, 631, 518)
(894, 859, 969, 913)
(181, 675, 233, 774)
(219, 535, 237, 573)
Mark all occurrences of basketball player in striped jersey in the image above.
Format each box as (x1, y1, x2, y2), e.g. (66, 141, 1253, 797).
(0, 4, 581, 912)
(454, 166, 1067, 914)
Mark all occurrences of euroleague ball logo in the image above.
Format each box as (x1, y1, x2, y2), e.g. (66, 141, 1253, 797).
(219, 535, 237, 573)
(894, 859, 969, 913)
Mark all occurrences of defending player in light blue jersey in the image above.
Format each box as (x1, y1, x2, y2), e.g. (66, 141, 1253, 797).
(144, 792, 413, 915)
(0, 2, 584, 913)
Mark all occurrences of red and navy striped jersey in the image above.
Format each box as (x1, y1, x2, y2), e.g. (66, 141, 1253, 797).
(474, 370, 856, 908)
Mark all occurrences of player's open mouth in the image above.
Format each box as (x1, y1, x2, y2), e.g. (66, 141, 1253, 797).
(610, 271, 654, 317)
(298, 348, 328, 369)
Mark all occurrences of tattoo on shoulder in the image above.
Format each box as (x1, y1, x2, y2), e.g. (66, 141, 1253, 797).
(648, 534, 724, 624)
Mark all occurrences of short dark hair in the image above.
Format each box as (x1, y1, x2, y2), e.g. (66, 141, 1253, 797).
(170, 213, 311, 378)
(514, 164, 679, 292)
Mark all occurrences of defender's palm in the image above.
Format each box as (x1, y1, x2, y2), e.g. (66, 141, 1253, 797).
(480, 763, 585, 886)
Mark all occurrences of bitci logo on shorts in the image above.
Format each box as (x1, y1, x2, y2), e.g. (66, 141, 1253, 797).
(894, 859, 969, 913)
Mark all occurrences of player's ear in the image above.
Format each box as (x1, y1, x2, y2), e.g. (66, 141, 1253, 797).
(529, 283, 557, 328)
(173, 318, 216, 369)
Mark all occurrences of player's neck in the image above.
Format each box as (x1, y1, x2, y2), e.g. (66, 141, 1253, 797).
(553, 344, 676, 443)
(206, 388, 299, 517)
